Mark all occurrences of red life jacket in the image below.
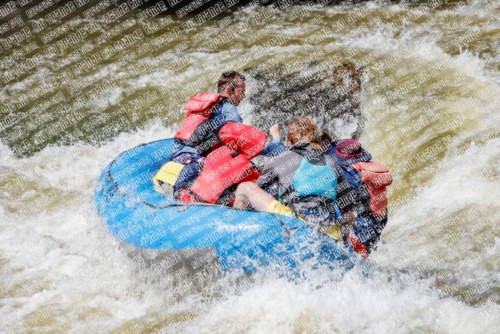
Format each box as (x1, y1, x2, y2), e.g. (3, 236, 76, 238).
(189, 122, 267, 204)
(174, 92, 224, 152)
(351, 161, 392, 217)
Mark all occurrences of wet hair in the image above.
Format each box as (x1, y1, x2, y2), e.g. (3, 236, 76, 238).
(319, 130, 333, 144)
(217, 71, 245, 94)
(287, 117, 324, 150)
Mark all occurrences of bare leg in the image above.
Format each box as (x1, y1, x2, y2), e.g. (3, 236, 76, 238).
(233, 182, 275, 211)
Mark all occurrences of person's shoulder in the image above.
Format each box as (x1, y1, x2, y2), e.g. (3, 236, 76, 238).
(217, 98, 232, 106)
(266, 150, 301, 169)
(220, 100, 237, 111)
(323, 152, 337, 163)
(324, 153, 343, 171)
(219, 101, 242, 122)
(212, 99, 235, 114)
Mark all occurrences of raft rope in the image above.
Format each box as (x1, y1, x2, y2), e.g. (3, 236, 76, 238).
(104, 140, 319, 240)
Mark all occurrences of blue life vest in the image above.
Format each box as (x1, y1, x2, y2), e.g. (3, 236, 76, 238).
(288, 153, 344, 226)
(293, 157, 338, 201)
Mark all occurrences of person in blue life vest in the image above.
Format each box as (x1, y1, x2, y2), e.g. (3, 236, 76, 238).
(153, 71, 286, 205)
(323, 138, 393, 258)
(232, 117, 356, 242)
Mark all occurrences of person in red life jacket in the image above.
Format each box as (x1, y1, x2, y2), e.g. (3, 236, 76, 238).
(232, 117, 356, 242)
(155, 71, 286, 206)
(167, 122, 284, 206)
(172, 71, 284, 159)
(324, 138, 393, 258)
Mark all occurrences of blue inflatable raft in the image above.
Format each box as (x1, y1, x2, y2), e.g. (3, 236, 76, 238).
(94, 139, 354, 273)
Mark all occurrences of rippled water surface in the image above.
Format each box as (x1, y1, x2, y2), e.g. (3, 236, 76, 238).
(1, 0, 499, 333)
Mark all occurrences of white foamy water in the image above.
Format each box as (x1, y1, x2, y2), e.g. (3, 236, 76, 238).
(1, 0, 500, 332)
(1, 103, 498, 333)
(0, 122, 173, 331)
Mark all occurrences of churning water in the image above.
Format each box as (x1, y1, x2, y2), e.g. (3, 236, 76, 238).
(0, 0, 499, 332)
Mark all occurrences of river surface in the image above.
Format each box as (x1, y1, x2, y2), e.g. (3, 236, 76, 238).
(1, 0, 499, 333)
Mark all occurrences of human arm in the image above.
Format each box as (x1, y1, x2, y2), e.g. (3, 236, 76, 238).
(260, 137, 289, 157)
(260, 123, 289, 157)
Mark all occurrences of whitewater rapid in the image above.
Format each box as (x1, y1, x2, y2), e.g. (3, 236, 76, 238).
(1, 0, 499, 332)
